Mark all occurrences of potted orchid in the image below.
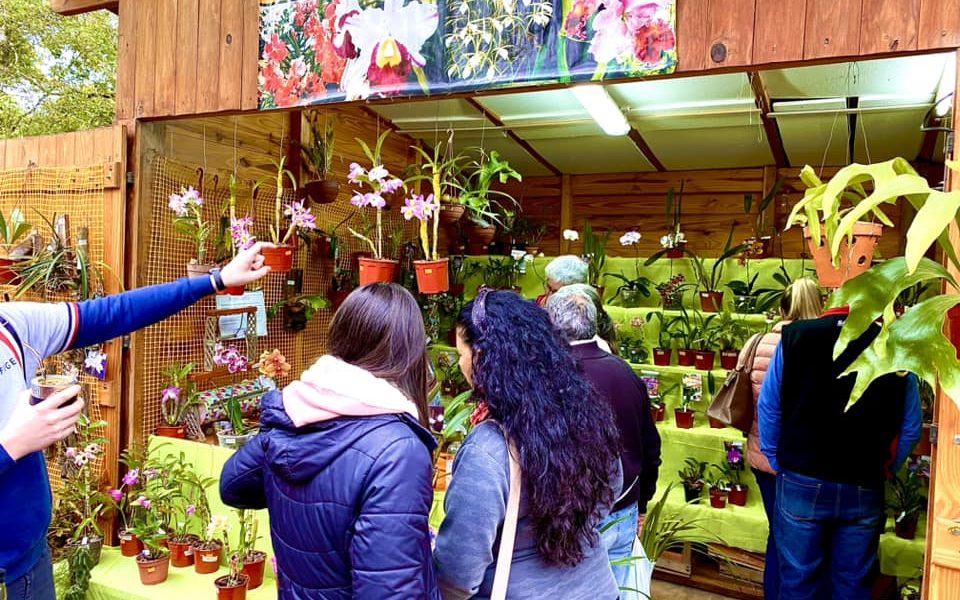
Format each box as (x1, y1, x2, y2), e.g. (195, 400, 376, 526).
(193, 515, 229, 575)
(652, 185, 686, 259)
(169, 185, 212, 277)
(348, 131, 405, 285)
(563, 228, 579, 254)
(705, 465, 730, 509)
(401, 192, 448, 293)
(110, 445, 149, 557)
(253, 157, 317, 272)
(0, 207, 32, 284)
(725, 442, 748, 506)
(678, 457, 706, 503)
(157, 362, 202, 439)
(161, 452, 215, 568)
(62, 415, 108, 567)
(222, 176, 254, 295)
(131, 506, 172, 585)
(608, 230, 653, 307)
(237, 510, 267, 590)
(888, 456, 930, 540)
(581, 220, 611, 296)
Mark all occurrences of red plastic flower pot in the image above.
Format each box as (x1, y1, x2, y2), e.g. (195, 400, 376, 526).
(651, 405, 665, 423)
(242, 552, 268, 590)
(119, 530, 143, 557)
(414, 259, 450, 295)
(675, 408, 695, 429)
(193, 543, 223, 574)
(676, 349, 695, 367)
(728, 485, 748, 507)
(653, 348, 671, 366)
(137, 554, 170, 585)
(720, 350, 740, 370)
(450, 283, 465, 297)
(709, 489, 728, 509)
(215, 574, 249, 600)
(329, 289, 351, 312)
(155, 424, 186, 439)
(708, 417, 726, 429)
(261, 245, 295, 273)
(217, 285, 245, 296)
(666, 246, 685, 259)
(694, 350, 716, 371)
(358, 258, 399, 286)
(699, 290, 723, 312)
(0, 257, 18, 284)
(169, 536, 198, 567)
(895, 516, 919, 540)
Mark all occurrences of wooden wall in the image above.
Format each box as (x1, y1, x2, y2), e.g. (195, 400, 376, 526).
(113, 0, 960, 122)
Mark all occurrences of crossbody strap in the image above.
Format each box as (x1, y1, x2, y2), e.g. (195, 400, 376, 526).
(738, 332, 765, 371)
(491, 439, 522, 600)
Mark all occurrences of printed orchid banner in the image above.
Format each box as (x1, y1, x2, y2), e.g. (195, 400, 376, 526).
(258, 0, 678, 109)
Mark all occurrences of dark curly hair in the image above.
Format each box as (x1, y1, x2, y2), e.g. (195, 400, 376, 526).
(457, 291, 620, 566)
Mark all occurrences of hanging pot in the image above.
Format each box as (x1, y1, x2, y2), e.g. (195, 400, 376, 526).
(414, 258, 450, 295)
(186, 263, 214, 278)
(193, 542, 223, 574)
(895, 515, 919, 540)
(675, 408, 695, 429)
(666, 243, 686, 259)
(694, 350, 716, 371)
(653, 348, 671, 366)
(728, 485, 748, 507)
(136, 554, 170, 585)
(120, 530, 144, 557)
(720, 350, 740, 370)
(699, 290, 723, 312)
(650, 404, 665, 422)
(169, 535, 199, 567)
(676, 349, 696, 367)
(683, 483, 703, 504)
(215, 574, 249, 600)
(358, 258, 399, 286)
(464, 223, 497, 255)
(66, 536, 103, 566)
(262, 245, 295, 273)
(804, 221, 882, 288)
(242, 551, 268, 590)
(439, 204, 466, 228)
(156, 424, 187, 439)
(302, 179, 340, 204)
(709, 488, 728, 509)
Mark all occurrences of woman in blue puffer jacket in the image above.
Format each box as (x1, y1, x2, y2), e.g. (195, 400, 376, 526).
(220, 283, 440, 599)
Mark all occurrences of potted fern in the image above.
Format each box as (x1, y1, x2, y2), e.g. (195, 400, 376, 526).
(300, 113, 339, 204)
(0, 207, 31, 283)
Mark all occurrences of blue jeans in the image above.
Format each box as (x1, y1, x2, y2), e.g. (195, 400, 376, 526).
(755, 470, 779, 600)
(600, 503, 639, 600)
(6, 546, 55, 600)
(776, 471, 884, 600)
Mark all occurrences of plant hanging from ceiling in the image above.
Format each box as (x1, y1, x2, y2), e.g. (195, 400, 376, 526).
(348, 131, 405, 260)
(254, 157, 317, 273)
(169, 185, 211, 271)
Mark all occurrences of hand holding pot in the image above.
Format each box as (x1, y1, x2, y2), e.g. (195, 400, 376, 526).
(221, 242, 275, 288)
(0, 385, 83, 460)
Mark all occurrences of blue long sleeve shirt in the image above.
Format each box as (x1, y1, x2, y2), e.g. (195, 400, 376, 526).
(0, 276, 215, 582)
(757, 343, 922, 475)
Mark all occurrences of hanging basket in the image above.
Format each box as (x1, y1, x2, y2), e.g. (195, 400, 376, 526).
(464, 223, 497, 255)
(804, 222, 882, 288)
(262, 245, 295, 273)
(358, 258, 399, 286)
(414, 258, 450, 295)
(302, 179, 341, 204)
(439, 204, 466, 228)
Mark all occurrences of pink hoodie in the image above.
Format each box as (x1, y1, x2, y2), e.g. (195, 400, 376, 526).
(282, 355, 419, 428)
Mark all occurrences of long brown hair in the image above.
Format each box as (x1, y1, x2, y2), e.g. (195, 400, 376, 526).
(328, 283, 429, 427)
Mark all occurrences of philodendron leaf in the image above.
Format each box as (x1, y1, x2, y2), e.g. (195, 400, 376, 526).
(829, 257, 958, 359)
(842, 294, 960, 408)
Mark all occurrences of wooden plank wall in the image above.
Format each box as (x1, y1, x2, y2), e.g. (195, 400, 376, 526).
(113, 0, 960, 121)
(0, 126, 127, 495)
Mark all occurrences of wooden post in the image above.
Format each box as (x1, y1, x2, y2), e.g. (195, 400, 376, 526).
(560, 174, 573, 254)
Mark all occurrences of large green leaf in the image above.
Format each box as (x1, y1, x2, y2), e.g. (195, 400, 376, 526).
(903, 188, 960, 274)
(842, 294, 960, 408)
(829, 258, 957, 359)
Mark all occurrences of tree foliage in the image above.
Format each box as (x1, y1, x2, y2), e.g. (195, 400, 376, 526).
(0, 0, 116, 137)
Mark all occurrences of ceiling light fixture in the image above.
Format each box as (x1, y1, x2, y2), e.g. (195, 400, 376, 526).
(571, 85, 631, 136)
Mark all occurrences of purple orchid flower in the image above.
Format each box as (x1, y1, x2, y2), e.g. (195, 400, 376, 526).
(123, 468, 140, 487)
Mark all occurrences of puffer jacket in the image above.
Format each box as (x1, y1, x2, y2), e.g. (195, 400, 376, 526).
(220, 356, 440, 600)
(747, 322, 785, 474)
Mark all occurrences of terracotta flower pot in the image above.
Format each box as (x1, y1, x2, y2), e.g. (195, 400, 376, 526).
(675, 408, 695, 429)
(694, 350, 716, 371)
(242, 551, 268, 590)
(414, 258, 450, 295)
(218, 285, 245, 296)
(120, 530, 144, 557)
(651, 404, 665, 422)
(683, 483, 703, 504)
(156, 424, 186, 439)
(136, 554, 170, 585)
(526, 245, 540, 256)
(358, 258, 399, 286)
(439, 204, 466, 228)
(0, 257, 19, 284)
(720, 350, 740, 370)
(464, 223, 496, 255)
(262, 245, 295, 273)
(450, 282, 465, 297)
(699, 290, 723, 312)
(215, 574, 249, 600)
(169, 535, 198, 567)
(728, 485, 748, 507)
(302, 179, 340, 204)
(676, 349, 695, 367)
(186, 263, 214, 278)
(895, 515, 919, 540)
(804, 221, 882, 288)
(193, 542, 223, 574)
(708, 416, 726, 429)
(653, 348, 672, 366)
(709, 489, 728, 509)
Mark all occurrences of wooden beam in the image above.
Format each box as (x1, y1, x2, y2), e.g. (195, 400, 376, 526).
(50, 0, 118, 15)
(748, 71, 790, 168)
(627, 128, 666, 171)
(464, 97, 561, 176)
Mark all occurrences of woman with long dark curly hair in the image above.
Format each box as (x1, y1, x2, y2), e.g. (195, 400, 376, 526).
(434, 290, 622, 600)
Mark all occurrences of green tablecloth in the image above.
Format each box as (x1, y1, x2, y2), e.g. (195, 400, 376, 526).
(879, 521, 926, 579)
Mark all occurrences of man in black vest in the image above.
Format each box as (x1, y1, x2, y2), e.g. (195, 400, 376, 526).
(546, 285, 662, 598)
(758, 308, 921, 599)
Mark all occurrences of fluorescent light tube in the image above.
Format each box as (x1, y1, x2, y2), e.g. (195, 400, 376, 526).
(571, 85, 631, 136)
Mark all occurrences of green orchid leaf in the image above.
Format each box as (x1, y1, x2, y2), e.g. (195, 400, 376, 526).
(842, 294, 960, 408)
(829, 257, 957, 359)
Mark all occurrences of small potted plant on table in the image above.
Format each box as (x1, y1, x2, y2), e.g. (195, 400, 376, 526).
(237, 510, 267, 590)
(194, 515, 228, 574)
(691, 311, 718, 371)
(674, 384, 697, 429)
(131, 504, 172, 585)
(157, 362, 201, 438)
(713, 309, 750, 370)
(609, 230, 654, 307)
(646, 311, 677, 366)
(655, 274, 690, 311)
(725, 442, 749, 506)
(688, 229, 748, 312)
(582, 220, 611, 298)
(678, 457, 707, 503)
(165, 456, 215, 568)
(649, 397, 665, 422)
(110, 445, 149, 557)
(706, 466, 730, 509)
(888, 456, 930, 540)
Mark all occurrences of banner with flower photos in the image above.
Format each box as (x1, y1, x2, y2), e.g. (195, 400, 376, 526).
(258, 0, 678, 109)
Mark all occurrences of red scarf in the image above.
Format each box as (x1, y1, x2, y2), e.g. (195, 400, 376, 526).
(470, 400, 490, 426)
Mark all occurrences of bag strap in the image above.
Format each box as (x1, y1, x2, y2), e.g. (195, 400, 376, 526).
(491, 438, 522, 600)
(738, 333, 765, 371)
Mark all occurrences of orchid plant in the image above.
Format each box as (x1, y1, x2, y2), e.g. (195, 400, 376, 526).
(213, 343, 250, 374)
(608, 230, 653, 304)
(401, 193, 441, 261)
(169, 186, 210, 265)
(160, 362, 202, 426)
(348, 131, 405, 260)
(227, 174, 256, 257)
(109, 444, 148, 533)
(60, 415, 109, 544)
(406, 141, 465, 261)
(253, 157, 317, 246)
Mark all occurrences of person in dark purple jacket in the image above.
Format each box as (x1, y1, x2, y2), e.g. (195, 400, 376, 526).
(220, 283, 439, 600)
(546, 284, 662, 598)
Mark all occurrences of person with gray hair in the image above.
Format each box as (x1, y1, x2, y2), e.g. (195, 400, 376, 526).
(546, 286, 662, 599)
(546, 284, 615, 353)
(538, 255, 589, 306)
